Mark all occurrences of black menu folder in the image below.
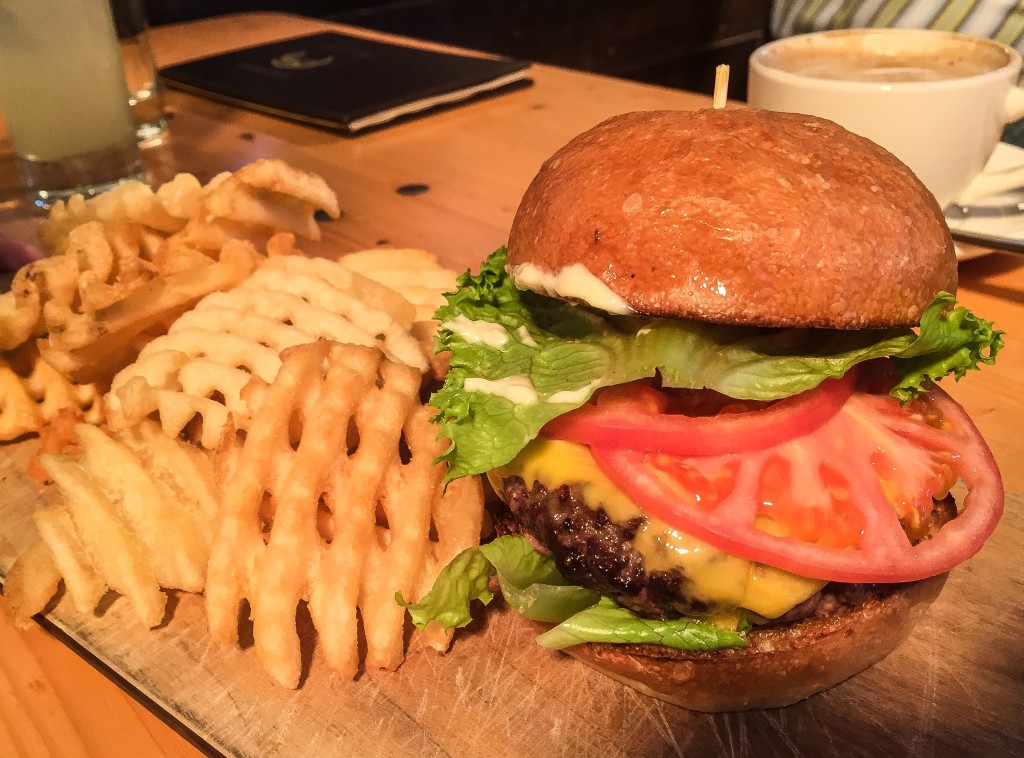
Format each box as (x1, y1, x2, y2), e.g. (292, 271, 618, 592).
(160, 32, 532, 134)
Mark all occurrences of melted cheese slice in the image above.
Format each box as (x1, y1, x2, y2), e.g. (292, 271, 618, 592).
(493, 438, 826, 620)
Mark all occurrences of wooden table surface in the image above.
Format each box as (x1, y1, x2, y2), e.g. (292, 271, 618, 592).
(1, 12, 1021, 757)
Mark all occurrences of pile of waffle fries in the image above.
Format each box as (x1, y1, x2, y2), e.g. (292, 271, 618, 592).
(1, 160, 483, 687)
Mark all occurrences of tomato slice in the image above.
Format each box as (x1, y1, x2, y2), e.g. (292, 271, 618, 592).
(541, 371, 856, 456)
(590, 383, 1003, 583)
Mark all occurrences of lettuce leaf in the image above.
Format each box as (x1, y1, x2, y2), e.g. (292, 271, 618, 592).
(431, 248, 1002, 481)
(889, 291, 1003, 401)
(399, 535, 745, 652)
(536, 597, 746, 651)
(397, 536, 598, 629)
(481, 535, 600, 623)
(396, 547, 494, 631)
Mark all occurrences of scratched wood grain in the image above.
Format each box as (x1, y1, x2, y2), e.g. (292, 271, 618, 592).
(0, 438, 1021, 758)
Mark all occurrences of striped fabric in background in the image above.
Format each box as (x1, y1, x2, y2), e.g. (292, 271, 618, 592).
(772, 0, 1024, 52)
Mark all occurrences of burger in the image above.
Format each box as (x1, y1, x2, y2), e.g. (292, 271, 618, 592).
(401, 108, 1004, 711)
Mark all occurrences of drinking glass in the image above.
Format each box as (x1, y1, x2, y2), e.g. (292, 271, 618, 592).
(0, 0, 144, 206)
(111, 0, 168, 144)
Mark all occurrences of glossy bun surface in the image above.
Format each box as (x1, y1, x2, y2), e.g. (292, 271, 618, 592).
(507, 108, 956, 327)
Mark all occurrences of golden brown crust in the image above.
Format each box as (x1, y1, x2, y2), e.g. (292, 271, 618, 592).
(559, 573, 947, 712)
(507, 108, 956, 328)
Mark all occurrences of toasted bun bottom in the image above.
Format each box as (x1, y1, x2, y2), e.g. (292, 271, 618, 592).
(557, 573, 947, 712)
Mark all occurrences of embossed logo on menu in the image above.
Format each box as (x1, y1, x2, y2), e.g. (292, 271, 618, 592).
(270, 50, 335, 71)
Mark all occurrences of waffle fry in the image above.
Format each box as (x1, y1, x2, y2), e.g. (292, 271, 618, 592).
(233, 159, 340, 214)
(0, 268, 42, 349)
(174, 159, 340, 251)
(339, 248, 458, 322)
(3, 538, 62, 627)
(0, 160, 490, 690)
(38, 175, 202, 253)
(0, 160, 339, 446)
(1, 221, 148, 352)
(206, 341, 483, 687)
(4, 421, 219, 627)
(0, 344, 101, 442)
(39, 238, 261, 383)
(410, 474, 486, 653)
(240, 262, 423, 367)
(26, 407, 83, 483)
(1, 160, 336, 362)
(157, 171, 221, 220)
(31, 505, 106, 617)
(0, 219, 257, 393)
(37, 161, 332, 256)
(0, 357, 38, 440)
(338, 248, 460, 380)
(261, 255, 415, 325)
(105, 255, 427, 448)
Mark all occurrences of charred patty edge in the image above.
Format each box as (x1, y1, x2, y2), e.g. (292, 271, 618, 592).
(494, 475, 956, 625)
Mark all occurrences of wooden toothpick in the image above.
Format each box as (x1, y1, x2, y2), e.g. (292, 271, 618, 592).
(713, 64, 730, 109)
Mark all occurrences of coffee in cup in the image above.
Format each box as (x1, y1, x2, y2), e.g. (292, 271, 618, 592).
(748, 29, 1024, 208)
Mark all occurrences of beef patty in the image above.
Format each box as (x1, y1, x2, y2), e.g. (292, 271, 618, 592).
(496, 476, 956, 623)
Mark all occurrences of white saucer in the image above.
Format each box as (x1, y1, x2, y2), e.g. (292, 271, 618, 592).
(946, 142, 1024, 261)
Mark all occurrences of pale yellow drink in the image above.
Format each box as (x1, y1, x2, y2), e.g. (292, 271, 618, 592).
(0, 0, 142, 200)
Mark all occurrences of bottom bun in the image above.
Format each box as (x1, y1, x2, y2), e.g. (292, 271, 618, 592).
(560, 573, 948, 712)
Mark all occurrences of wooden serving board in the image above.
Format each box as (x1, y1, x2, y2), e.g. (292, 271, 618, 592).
(1, 439, 1022, 757)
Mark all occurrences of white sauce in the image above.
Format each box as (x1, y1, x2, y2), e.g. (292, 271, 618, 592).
(548, 379, 600, 404)
(517, 325, 538, 348)
(442, 315, 510, 349)
(464, 375, 540, 404)
(508, 262, 633, 315)
(465, 374, 601, 406)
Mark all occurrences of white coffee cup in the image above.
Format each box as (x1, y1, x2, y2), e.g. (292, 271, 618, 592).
(748, 29, 1024, 208)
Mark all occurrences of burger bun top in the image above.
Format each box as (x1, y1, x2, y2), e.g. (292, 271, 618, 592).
(506, 108, 956, 329)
